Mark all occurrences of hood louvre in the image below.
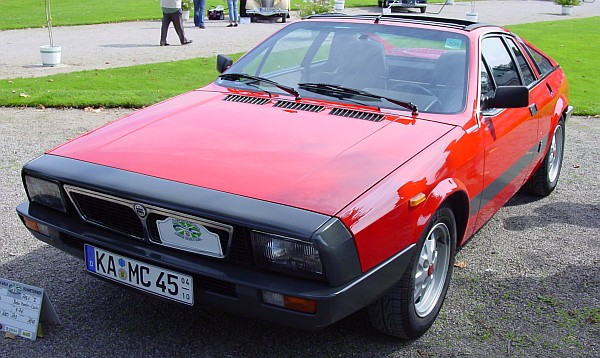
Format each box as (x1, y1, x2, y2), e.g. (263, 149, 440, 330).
(329, 108, 384, 122)
(224, 94, 270, 105)
(274, 100, 325, 112)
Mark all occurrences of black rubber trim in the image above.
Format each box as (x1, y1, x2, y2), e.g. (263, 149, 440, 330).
(469, 141, 539, 217)
(23, 154, 330, 239)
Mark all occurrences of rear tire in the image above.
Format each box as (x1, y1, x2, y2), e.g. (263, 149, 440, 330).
(368, 206, 457, 340)
(526, 118, 565, 196)
(420, 7, 426, 13)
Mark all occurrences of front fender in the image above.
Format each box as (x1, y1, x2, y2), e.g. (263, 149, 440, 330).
(413, 178, 469, 242)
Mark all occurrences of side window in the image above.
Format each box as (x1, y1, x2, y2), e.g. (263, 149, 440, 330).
(526, 45, 555, 76)
(506, 38, 536, 86)
(481, 37, 521, 87)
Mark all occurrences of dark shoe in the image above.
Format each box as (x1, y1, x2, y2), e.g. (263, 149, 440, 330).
(198, 24, 205, 29)
(234, 23, 238, 27)
(160, 42, 170, 46)
(182, 40, 193, 45)
(227, 24, 233, 27)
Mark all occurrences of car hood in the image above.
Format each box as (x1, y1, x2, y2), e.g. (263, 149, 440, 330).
(49, 90, 454, 215)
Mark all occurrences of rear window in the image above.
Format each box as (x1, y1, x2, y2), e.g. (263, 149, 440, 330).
(526, 45, 555, 76)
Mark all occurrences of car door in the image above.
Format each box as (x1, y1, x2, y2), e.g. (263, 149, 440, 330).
(517, 40, 563, 168)
(474, 35, 540, 225)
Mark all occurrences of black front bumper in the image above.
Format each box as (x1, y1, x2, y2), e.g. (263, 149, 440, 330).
(18, 200, 414, 329)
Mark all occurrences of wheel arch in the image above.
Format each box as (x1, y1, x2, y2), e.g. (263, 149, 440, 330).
(417, 178, 470, 247)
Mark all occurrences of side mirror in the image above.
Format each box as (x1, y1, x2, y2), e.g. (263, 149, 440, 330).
(482, 86, 529, 110)
(216, 54, 233, 74)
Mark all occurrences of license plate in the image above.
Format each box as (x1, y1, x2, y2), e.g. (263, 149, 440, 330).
(84, 245, 193, 305)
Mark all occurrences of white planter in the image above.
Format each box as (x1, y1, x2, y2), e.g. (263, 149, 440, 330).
(40, 45, 61, 67)
(561, 5, 574, 15)
(182, 10, 190, 21)
(466, 12, 478, 22)
(334, 0, 345, 11)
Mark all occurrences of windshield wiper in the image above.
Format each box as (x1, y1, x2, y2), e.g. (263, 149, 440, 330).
(298, 82, 418, 115)
(219, 73, 300, 100)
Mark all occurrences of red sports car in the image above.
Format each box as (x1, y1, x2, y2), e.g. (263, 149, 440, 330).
(17, 14, 572, 339)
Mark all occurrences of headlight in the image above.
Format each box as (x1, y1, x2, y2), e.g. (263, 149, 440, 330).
(24, 175, 66, 212)
(251, 231, 324, 278)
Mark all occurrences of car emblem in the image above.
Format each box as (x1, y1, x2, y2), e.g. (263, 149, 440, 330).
(133, 203, 147, 218)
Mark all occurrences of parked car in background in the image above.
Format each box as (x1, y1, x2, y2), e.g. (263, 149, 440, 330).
(17, 14, 571, 339)
(379, 0, 428, 13)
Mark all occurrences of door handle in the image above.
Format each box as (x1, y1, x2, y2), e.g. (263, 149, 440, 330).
(546, 83, 554, 97)
(529, 103, 538, 116)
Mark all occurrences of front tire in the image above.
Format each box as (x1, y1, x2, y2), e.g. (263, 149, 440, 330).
(526, 118, 565, 196)
(368, 206, 457, 340)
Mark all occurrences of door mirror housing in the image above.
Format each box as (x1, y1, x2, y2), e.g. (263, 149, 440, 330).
(482, 86, 529, 110)
(216, 54, 233, 74)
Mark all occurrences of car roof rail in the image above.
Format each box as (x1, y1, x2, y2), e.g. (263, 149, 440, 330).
(304, 13, 492, 31)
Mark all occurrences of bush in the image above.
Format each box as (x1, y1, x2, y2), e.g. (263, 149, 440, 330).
(297, 0, 333, 17)
(554, 0, 581, 6)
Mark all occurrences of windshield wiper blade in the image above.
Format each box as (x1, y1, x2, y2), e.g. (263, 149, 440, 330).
(298, 82, 418, 115)
(219, 73, 300, 100)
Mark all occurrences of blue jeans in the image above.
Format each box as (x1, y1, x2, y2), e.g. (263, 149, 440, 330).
(226, 0, 238, 22)
(193, 0, 206, 26)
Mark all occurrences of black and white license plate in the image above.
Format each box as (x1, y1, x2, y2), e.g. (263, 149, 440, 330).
(84, 245, 193, 305)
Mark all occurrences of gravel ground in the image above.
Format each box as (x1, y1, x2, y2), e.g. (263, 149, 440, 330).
(0, 109, 598, 356)
(1, 1, 599, 356)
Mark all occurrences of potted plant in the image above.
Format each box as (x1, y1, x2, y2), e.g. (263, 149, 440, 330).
(181, 0, 193, 21)
(555, 0, 581, 15)
(41, 0, 61, 66)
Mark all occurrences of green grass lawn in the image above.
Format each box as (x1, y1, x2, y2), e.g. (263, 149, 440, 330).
(507, 17, 600, 116)
(0, 17, 598, 115)
(1, 0, 232, 30)
(1, 53, 243, 108)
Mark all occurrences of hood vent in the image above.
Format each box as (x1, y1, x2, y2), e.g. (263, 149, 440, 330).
(224, 94, 270, 105)
(274, 100, 325, 113)
(329, 108, 384, 122)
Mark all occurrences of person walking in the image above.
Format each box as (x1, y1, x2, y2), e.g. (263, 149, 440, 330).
(160, 0, 193, 46)
(226, 0, 239, 27)
(194, 0, 207, 29)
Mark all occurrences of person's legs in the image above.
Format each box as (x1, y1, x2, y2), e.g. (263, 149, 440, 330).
(227, 0, 234, 25)
(198, 0, 206, 27)
(233, 0, 238, 24)
(193, 0, 202, 26)
(172, 10, 191, 44)
(160, 12, 171, 45)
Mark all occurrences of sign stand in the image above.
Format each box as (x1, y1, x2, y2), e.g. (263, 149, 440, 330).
(0, 278, 60, 341)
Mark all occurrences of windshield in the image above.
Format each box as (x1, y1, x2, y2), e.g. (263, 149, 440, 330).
(217, 21, 469, 114)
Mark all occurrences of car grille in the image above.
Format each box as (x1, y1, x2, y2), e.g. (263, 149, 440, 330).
(68, 192, 145, 238)
(64, 185, 250, 264)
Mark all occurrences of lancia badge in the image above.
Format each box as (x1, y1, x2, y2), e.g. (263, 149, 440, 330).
(133, 203, 147, 218)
